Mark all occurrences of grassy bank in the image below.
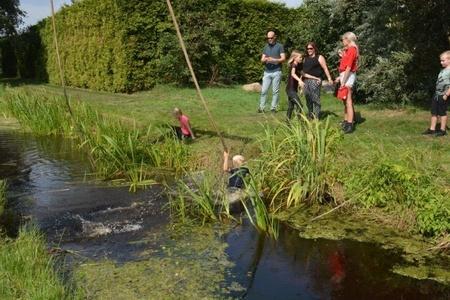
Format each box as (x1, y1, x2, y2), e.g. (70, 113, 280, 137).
(0, 178, 81, 299)
(0, 83, 449, 240)
(1, 87, 190, 191)
(0, 228, 83, 299)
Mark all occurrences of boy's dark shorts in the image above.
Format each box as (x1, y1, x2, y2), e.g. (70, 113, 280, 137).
(431, 95, 448, 116)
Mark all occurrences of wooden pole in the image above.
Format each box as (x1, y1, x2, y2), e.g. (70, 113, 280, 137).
(165, 0, 228, 152)
(50, 0, 73, 116)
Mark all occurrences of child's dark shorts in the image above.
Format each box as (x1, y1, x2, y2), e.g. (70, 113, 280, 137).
(431, 95, 448, 116)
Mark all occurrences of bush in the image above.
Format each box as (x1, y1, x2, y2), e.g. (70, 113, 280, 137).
(341, 157, 450, 237)
(357, 51, 413, 105)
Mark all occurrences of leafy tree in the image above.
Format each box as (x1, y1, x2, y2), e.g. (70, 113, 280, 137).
(0, 0, 24, 36)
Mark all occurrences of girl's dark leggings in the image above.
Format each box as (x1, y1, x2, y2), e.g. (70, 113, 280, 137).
(286, 90, 302, 119)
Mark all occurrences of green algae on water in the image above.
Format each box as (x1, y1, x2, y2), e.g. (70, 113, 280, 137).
(76, 225, 244, 299)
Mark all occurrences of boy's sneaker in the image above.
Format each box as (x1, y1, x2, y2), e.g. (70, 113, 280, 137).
(422, 128, 435, 135)
(270, 109, 277, 113)
(435, 130, 447, 137)
(257, 108, 264, 113)
(343, 122, 354, 134)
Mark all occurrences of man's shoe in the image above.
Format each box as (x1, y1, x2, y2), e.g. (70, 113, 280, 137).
(422, 128, 435, 135)
(257, 108, 264, 113)
(435, 130, 447, 137)
(270, 109, 277, 113)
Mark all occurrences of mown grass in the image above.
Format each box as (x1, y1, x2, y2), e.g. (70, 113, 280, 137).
(1, 82, 449, 238)
(0, 227, 83, 299)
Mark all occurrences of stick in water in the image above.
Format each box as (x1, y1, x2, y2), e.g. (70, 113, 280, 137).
(49, 0, 73, 116)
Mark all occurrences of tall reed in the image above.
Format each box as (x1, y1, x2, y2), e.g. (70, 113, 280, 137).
(0, 227, 83, 299)
(254, 116, 340, 212)
(241, 176, 279, 238)
(2, 88, 190, 190)
(167, 172, 233, 224)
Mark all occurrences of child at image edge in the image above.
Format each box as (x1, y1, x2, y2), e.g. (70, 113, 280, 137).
(423, 50, 450, 137)
(173, 108, 195, 140)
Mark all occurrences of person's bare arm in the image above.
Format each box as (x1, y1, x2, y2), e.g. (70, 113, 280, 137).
(186, 120, 195, 139)
(318, 55, 333, 83)
(223, 151, 229, 172)
(291, 66, 304, 89)
(261, 54, 268, 64)
(267, 53, 286, 65)
(340, 66, 351, 87)
(443, 87, 450, 101)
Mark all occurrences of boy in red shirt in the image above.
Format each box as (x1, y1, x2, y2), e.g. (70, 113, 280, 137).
(173, 108, 195, 140)
(336, 32, 359, 134)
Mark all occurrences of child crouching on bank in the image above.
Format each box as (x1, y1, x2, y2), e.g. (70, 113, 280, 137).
(173, 107, 195, 140)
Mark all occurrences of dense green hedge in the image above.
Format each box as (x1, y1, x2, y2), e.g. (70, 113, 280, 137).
(6, 0, 300, 93)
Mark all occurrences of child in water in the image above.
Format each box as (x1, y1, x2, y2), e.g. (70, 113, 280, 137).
(173, 107, 195, 140)
(223, 151, 250, 204)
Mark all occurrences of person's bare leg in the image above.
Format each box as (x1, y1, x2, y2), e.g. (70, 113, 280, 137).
(430, 116, 437, 130)
(347, 88, 354, 123)
(440, 115, 447, 131)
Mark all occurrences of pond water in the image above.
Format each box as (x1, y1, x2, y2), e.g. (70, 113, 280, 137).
(0, 130, 449, 299)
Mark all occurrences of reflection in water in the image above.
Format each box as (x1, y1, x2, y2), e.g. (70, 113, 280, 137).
(0, 130, 449, 299)
(225, 224, 450, 300)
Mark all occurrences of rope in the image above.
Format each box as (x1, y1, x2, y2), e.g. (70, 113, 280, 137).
(165, 0, 228, 152)
(49, 0, 73, 116)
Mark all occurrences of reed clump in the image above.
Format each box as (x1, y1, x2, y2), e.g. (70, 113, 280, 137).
(253, 117, 340, 213)
(168, 172, 231, 225)
(2, 88, 190, 190)
(0, 227, 83, 299)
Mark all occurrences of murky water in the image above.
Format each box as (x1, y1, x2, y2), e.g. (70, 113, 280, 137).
(0, 130, 448, 299)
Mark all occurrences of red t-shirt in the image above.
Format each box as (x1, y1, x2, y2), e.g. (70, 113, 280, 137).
(178, 115, 191, 136)
(339, 46, 358, 73)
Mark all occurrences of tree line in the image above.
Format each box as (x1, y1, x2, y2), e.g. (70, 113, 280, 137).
(1, 0, 449, 104)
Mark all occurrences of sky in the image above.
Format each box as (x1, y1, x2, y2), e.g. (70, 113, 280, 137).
(20, 0, 303, 28)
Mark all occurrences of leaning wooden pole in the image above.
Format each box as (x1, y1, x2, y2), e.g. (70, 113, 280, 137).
(50, 0, 73, 116)
(165, 0, 228, 152)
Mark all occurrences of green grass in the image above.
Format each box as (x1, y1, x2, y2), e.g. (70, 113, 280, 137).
(0, 227, 83, 300)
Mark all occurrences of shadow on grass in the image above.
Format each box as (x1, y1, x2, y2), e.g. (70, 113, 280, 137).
(194, 128, 254, 143)
(159, 124, 253, 143)
(320, 110, 338, 119)
(0, 77, 47, 87)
